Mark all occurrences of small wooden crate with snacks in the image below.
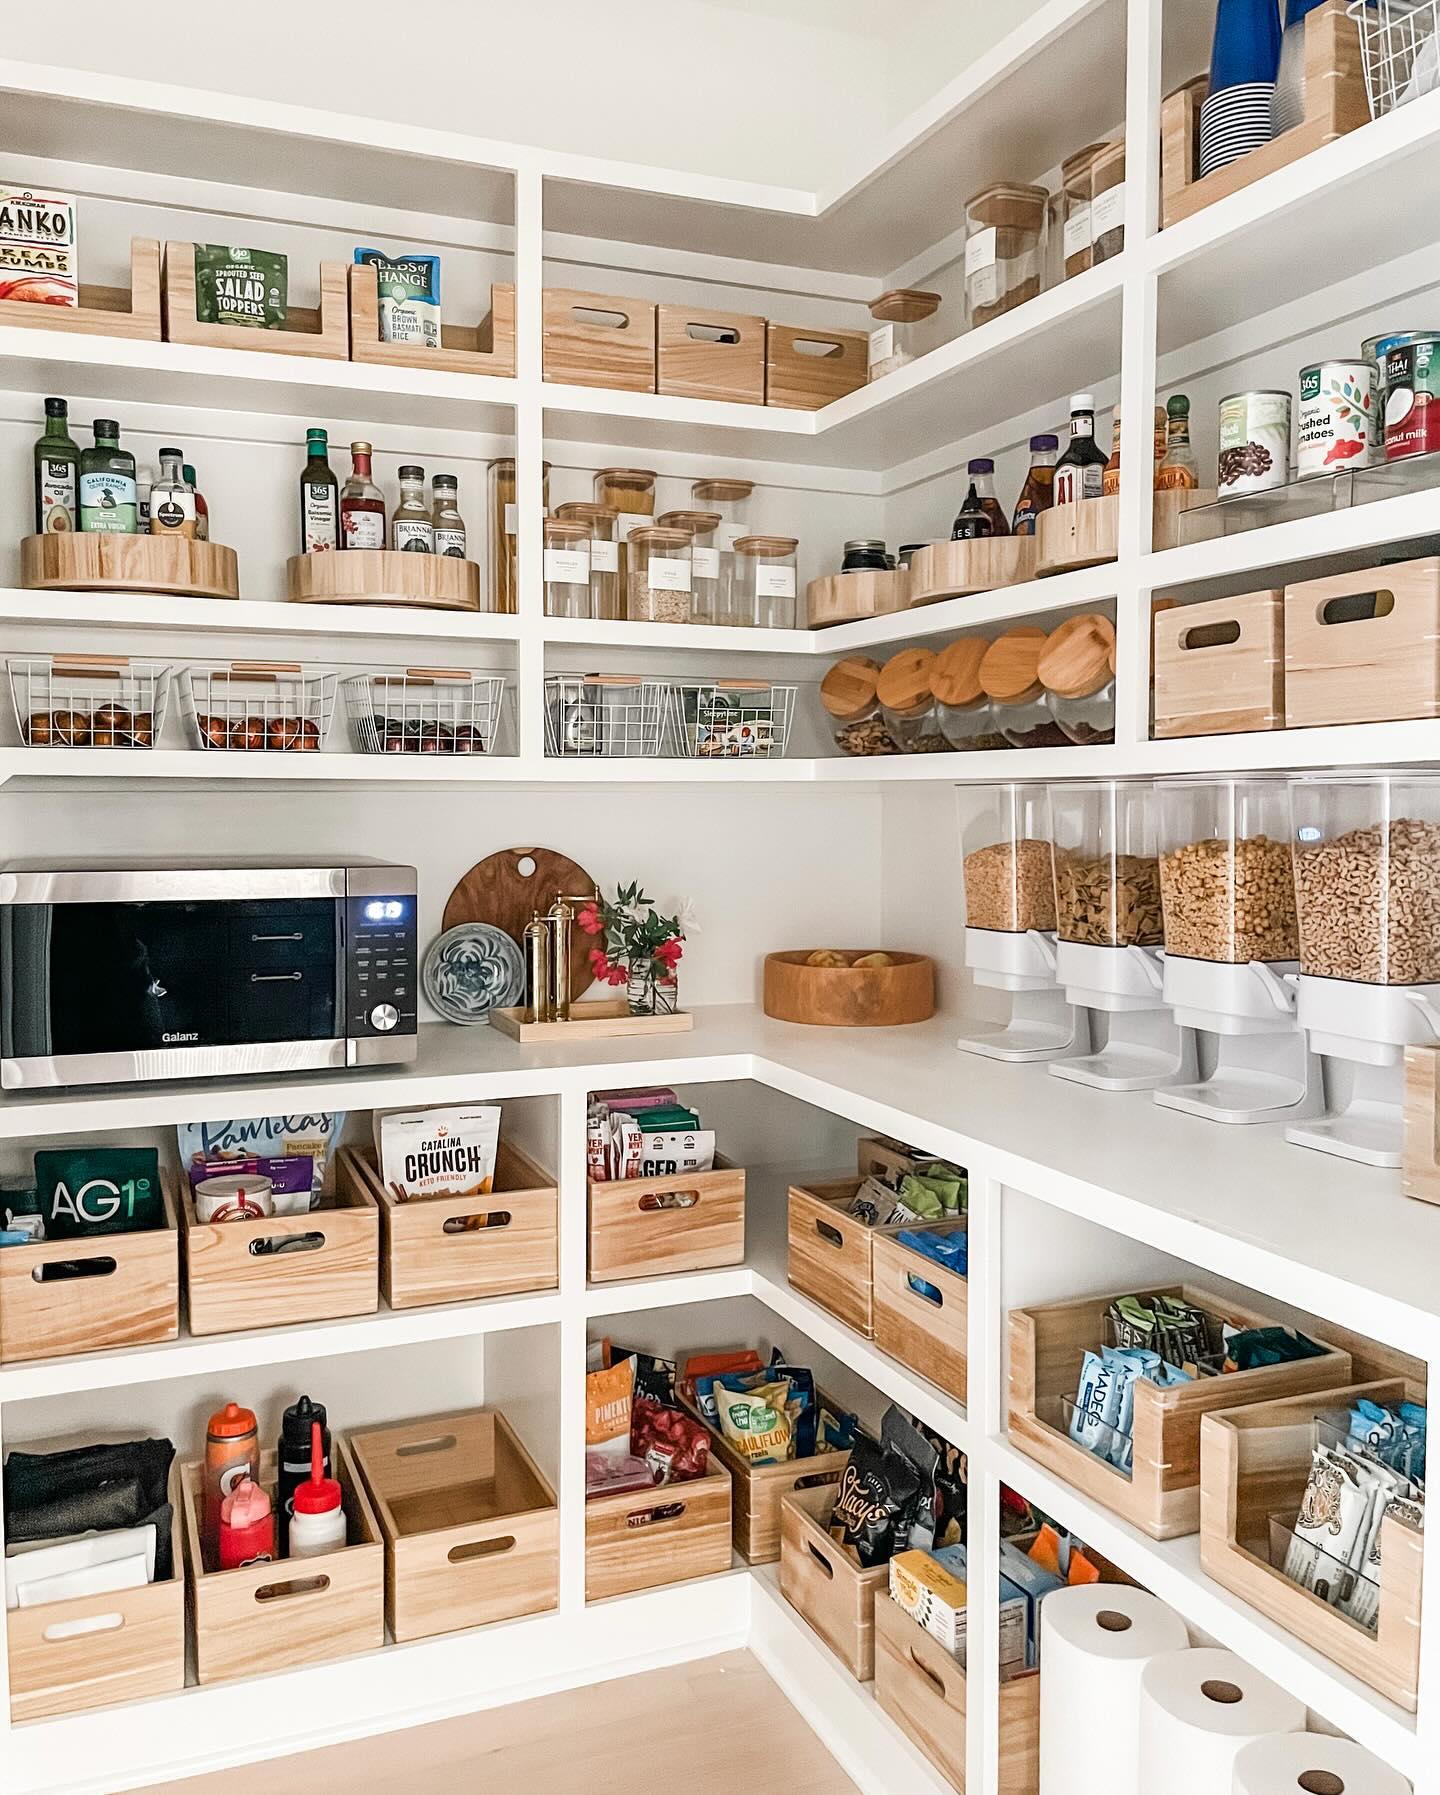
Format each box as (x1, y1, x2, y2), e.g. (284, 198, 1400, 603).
(871, 1220, 968, 1404)
(1152, 588, 1286, 739)
(348, 262, 515, 376)
(656, 303, 766, 405)
(162, 241, 349, 358)
(585, 1456, 732, 1601)
(1283, 556, 1440, 728)
(542, 287, 657, 392)
(779, 1484, 888, 1680)
(787, 1177, 900, 1338)
(856, 1134, 932, 1185)
(588, 1158, 745, 1283)
(765, 321, 868, 410)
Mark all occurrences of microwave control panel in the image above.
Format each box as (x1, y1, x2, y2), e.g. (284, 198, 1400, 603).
(345, 895, 419, 1038)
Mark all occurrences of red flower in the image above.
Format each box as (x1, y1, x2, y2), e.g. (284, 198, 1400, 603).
(607, 964, 628, 987)
(577, 903, 603, 936)
(655, 937, 683, 969)
(589, 947, 611, 979)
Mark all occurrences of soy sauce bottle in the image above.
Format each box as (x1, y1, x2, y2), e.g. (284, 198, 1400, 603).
(950, 482, 994, 541)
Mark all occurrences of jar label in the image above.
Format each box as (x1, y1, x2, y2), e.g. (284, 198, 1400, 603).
(301, 486, 338, 551)
(969, 265, 999, 308)
(544, 546, 590, 584)
(964, 227, 998, 278)
(79, 470, 138, 533)
(40, 461, 77, 531)
(755, 564, 796, 599)
(393, 521, 434, 551)
(716, 520, 748, 552)
(434, 527, 467, 557)
(692, 546, 720, 579)
(1091, 183, 1126, 240)
(619, 512, 654, 541)
(646, 555, 691, 593)
(1062, 203, 1092, 259)
(343, 510, 384, 549)
(867, 323, 895, 369)
(589, 537, 619, 573)
(503, 502, 517, 536)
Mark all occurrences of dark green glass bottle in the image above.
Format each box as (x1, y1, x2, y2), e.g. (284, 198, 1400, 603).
(33, 397, 79, 534)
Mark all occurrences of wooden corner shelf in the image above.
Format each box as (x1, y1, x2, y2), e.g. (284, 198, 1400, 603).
(162, 241, 349, 358)
(21, 533, 240, 600)
(286, 549, 482, 612)
(0, 236, 161, 341)
(348, 263, 515, 377)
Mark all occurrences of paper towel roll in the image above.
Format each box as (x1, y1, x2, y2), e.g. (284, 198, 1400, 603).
(1039, 1583, 1191, 1795)
(1138, 1647, 1307, 1795)
(1232, 1732, 1412, 1795)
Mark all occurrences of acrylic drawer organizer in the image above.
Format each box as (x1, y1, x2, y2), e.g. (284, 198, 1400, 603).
(349, 1408, 559, 1642)
(787, 1178, 903, 1339)
(870, 1219, 968, 1404)
(180, 661, 338, 753)
(9, 654, 172, 750)
(1007, 1284, 1354, 1539)
(1283, 555, 1440, 727)
(1152, 588, 1285, 739)
(21, 531, 240, 601)
(1200, 1376, 1425, 1711)
(162, 240, 349, 358)
(779, 1484, 888, 1680)
(668, 679, 797, 758)
(344, 669, 507, 757)
(181, 1442, 384, 1684)
(586, 1456, 732, 1602)
(0, 1168, 180, 1364)
(544, 673, 669, 758)
(542, 287, 657, 392)
(343, 1144, 558, 1311)
(588, 1158, 746, 1282)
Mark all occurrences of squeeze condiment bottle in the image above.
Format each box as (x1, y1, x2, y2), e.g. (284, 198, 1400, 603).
(203, 1402, 259, 1562)
(288, 1422, 346, 1559)
(218, 1476, 274, 1571)
(277, 1395, 330, 1554)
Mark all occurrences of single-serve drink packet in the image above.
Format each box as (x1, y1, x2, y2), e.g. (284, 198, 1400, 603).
(377, 1105, 501, 1201)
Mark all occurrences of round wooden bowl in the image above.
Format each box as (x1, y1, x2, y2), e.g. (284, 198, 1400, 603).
(763, 950, 935, 1027)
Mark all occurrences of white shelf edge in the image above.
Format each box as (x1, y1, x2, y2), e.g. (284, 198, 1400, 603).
(540, 616, 817, 655)
(815, 561, 1121, 653)
(0, 588, 524, 644)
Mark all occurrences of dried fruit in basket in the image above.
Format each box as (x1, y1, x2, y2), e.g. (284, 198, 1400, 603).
(630, 1397, 709, 1484)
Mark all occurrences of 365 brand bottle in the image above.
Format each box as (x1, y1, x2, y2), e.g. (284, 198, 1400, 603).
(300, 427, 340, 552)
(33, 396, 79, 534)
(79, 418, 137, 533)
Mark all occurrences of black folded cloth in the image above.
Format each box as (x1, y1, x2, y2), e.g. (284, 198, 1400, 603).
(5, 1438, 176, 1579)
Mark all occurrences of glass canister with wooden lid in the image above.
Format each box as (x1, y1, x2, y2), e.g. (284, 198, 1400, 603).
(555, 501, 621, 620)
(627, 524, 693, 624)
(486, 457, 550, 614)
(964, 183, 1048, 329)
(691, 478, 754, 622)
(596, 467, 657, 596)
(820, 655, 898, 756)
(734, 535, 799, 629)
(657, 510, 722, 623)
(542, 518, 593, 620)
(932, 638, 1008, 751)
(877, 646, 947, 752)
(979, 626, 1069, 749)
(1038, 612, 1116, 745)
(1059, 143, 1109, 281)
(866, 288, 941, 381)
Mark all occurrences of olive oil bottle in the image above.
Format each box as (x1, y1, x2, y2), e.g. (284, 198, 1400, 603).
(33, 396, 79, 534)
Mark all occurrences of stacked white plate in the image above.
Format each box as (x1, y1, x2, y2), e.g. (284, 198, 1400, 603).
(1199, 81, 1275, 175)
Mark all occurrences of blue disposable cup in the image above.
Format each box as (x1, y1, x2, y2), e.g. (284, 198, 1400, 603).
(1210, 0, 1282, 91)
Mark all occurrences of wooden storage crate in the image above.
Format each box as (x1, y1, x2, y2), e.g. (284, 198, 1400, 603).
(162, 242, 349, 358)
(871, 1220, 968, 1404)
(656, 303, 766, 405)
(349, 1408, 559, 1642)
(343, 1144, 558, 1311)
(681, 1390, 850, 1565)
(22, 531, 240, 600)
(0, 1169, 180, 1364)
(585, 1456, 732, 1601)
(765, 321, 869, 410)
(1153, 588, 1285, 739)
(1200, 1377, 1425, 1711)
(587, 1157, 745, 1283)
(180, 1442, 383, 1684)
(857, 1135, 933, 1185)
(779, 1484, 888, 1680)
(874, 1595, 1041, 1795)
(179, 1154, 379, 1336)
(805, 569, 910, 627)
(7, 1461, 185, 1722)
(787, 1178, 899, 1339)
(1007, 1283, 1354, 1540)
(0, 235, 161, 341)
(349, 262, 515, 376)
(1283, 556, 1440, 728)
(542, 287, 656, 392)
(908, 537, 1038, 605)
(1036, 495, 1117, 575)
(1161, 0, 1369, 229)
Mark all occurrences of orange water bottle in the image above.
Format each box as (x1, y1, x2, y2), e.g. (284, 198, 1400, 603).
(203, 1401, 258, 1565)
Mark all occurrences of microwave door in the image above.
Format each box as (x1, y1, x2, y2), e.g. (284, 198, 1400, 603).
(1, 905, 54, 1059)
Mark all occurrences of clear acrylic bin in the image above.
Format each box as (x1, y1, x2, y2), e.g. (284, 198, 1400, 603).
(1048, 779, 1164, 947)
(1157, 777, 1298, 963)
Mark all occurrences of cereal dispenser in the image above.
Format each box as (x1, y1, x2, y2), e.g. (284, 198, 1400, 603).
(1285, 774, 1440, 1165)
(1046, 779, 1197, 1090)
(956, 783, 1089, 1062)
(1153, 777, 1319, 1126)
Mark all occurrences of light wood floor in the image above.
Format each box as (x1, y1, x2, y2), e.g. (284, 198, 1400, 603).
(133, 1651, 861, 1794)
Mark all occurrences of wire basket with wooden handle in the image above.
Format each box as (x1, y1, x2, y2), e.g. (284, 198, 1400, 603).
(342, 668, 507, 755)
(543, 673, 670, 758)
(668, 679, 797, 758)
(1349, 0, 1440, 114)
(179, 661, 337, 751)
(9, 654, 172, 748)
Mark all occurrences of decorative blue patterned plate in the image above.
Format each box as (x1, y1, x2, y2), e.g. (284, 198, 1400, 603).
(423, 922, 526, 1025)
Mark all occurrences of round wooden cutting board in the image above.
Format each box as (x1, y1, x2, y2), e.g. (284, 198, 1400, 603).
(443, 847, 599, 1003)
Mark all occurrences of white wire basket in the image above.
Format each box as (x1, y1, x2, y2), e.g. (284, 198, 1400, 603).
(1350, 0, 1440, 115)
(9, 654, 172, 749)
(180, 662, 337, 752)
(343, 668, 507, 756)
(544, 674, 670, 758)
(669, 679, 797, 759)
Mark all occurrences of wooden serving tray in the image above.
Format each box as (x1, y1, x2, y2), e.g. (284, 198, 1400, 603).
(763, 950, 934, 1027)
(0, 236, 161, 340)
(908, 537, 1038, 604)
(490, 1000, 693, 1042)
(22, 533, 240, 600)
(349, 263, 515, 377)
(163, 241, 348, 358)
(286, 549, 481, 611)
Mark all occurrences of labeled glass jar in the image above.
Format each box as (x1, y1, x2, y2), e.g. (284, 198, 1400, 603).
(627, 525, 692, 624)
(542, 518, 593, 620)
(596, 467, 657, 596)
(1048, 779, 1164, 948)
(877, 647, 946, 752)
(932, 638, 1007, 751)
(487, 457, 550, 615)
(964, 183, 1047, 330)
(866, 288, 940, 381)
(1157, 777, 1298, 965)
(734, 535, 798, 629)
(979, 627, 1069, 748)
(1060, 142, 1108, 280)
(962, 782, 1057, 932)
(657, 509, 722, 622)
(691, 478, 754, 622)
(554, 501, 621, 620)
(1038, 612, 1116, 745)
(1089, 138, 1126, 265)
(820, 655, 898, 757)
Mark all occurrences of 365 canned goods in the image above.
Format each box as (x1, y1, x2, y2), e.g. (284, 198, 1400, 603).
(1384, 337, 1440, 462)
(1218, 391, 1291, 498)
(1297, 360, 1377, 479)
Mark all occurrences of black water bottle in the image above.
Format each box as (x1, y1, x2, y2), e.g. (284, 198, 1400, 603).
(277, 1395, 330, 1554)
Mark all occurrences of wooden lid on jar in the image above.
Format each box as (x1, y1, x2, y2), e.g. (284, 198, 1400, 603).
(1037, 613, 1116, 699)
(931, 637, 988, 708)
(820, 655, 881, 721)
(596, 467, 656, 487)
(543, 519, 591, 543)
(627, 525, 692, 549)
(966, 182, 1049, 232)
(691, 479, 754, 503)
(1062, 142, 1109, 184)
(869, 288, 941, 324)
(979, 626, 1047, 704)
(656, 510, 723, 533)
(555, 501, 618, 525)
(490, 457, 551, 473)
(877, 646, 938, 712)
(734, 535, 798, 556)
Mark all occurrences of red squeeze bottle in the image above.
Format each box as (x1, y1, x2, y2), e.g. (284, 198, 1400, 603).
(203, 1402, 259, 1562)
(218, 1477, 275, 1570)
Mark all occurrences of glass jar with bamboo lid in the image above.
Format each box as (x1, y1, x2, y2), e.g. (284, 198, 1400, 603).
(932, 638, 1008, 751)
(555, 501, 621, 620)
(865, 289, 940, 381)
(627, 524, 693, 624)
(877, 646, 947, 752)
(595, 467, 656, 596)
(690, 478, 754, 622)
(1038, 612, 1116, 746)
(486, 457, 550, 614)
(979, 626, 1069, 749)
(820, 655, 898, 756)
(542, 518, 593, 620)
(657, 510, 722, 623)
(733, 535, 799, 629)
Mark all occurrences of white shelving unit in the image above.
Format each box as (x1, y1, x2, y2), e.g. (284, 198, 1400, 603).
(2, 4, 1440, 1792)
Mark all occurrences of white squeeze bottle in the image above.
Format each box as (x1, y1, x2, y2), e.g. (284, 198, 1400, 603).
(287, 1421, 346, 1558)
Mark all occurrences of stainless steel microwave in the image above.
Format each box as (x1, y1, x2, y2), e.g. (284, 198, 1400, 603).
(0, 862, 419, 1089)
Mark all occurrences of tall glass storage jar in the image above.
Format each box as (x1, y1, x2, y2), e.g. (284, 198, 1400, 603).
(1157, 777, 1298, 965)
(980, 627, 1069, 748)
(657, 510, 722, 622)
(877, 647, 946, 752)
(962, 783, 1057, 933)
(627, 525, 693, 624)
(1048, 780, 1164, 948)
(555, 501, 621, 620)
(542, 519, 593, 620)
(1059, 143, 1108, 280)
(820, 655, 897, 757)
(1038, 613, 1116, 745)
(733, 535, 798, 629)
(964, 183, 1047, 329)
(596, 467, 656, 597)
(487, 457, 550, 614)
(865, 289, 940, 380)
(932, 638, 1007, 751)
(691, 478, 754, 623)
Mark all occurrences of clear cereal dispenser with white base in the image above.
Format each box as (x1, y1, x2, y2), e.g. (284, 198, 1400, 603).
(1152, 776, 1321, 1126)
(1045, 779, 1197, 1091)
(956, 782, 1089, 1062)
(1286, 773, 1440, 1166)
